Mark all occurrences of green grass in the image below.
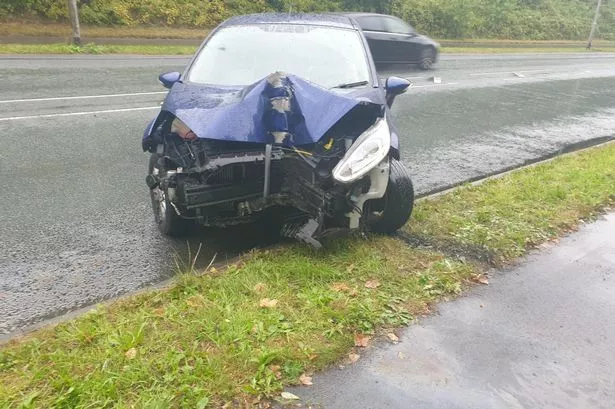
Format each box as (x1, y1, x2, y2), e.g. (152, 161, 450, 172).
(0, 43, 198, 55)
(443, 46, 615, 53)
(0, 21, 209, 39)
(0, 240, 475, 407)
(407, 143, 615, 263)
(1, 143, 614, 407)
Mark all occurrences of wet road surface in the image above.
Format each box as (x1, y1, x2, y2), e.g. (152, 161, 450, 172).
(278, 212, 615, 409)
(1, 53, 615, 337)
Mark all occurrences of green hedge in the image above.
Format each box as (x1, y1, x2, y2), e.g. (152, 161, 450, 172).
(2, 0, 614, 40)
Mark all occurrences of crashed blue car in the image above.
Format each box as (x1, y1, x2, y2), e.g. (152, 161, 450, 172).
(143, 13, 415, 246)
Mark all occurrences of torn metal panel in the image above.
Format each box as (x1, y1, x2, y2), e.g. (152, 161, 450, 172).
(145, 72, 370, 147)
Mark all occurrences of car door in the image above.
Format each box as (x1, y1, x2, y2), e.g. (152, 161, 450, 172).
(355, 16, 395, 63)
(382, 16, 420, 63)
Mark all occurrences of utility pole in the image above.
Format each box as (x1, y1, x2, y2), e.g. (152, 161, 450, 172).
(67, 0, 81, 46)
(587, 0, 602, 50)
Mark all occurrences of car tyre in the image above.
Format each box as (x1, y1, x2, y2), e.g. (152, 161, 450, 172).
(367, 159, 415, 234)
(149, 154, 188, 236)
(418, 47, 436, 70)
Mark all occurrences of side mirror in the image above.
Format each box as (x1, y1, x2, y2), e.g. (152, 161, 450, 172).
(385, 76, 412, 107)
(158, 71, 181, 89)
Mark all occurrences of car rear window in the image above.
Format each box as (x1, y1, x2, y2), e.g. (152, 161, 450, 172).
(356, 16, 387, 32)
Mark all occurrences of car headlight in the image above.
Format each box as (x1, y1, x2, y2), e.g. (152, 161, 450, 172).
(332, 118, 390, 183)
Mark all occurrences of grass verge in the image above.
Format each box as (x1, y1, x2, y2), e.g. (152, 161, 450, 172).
(442, 46, 615, 53)
(407, 142, 615, 264)
(0, 43, 198, 55)
(1, 143, 614, 407)
(0, 21, 209, 39)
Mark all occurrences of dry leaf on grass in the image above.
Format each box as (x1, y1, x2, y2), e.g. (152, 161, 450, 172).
(473, 274, 489, 285)
(299, 373, 313, 386)
(124, 348, 137, 360)
(387, 333, 399, 343)
(269, 365, 282, 379)
(354, 333, 371, 348)
(280, 392, 300, 400)
(364, 279, 381, 289)
(331, 282, 350, 292)
(253, 282, 267, 293)
(259, 298, 278, 308)
(348, 352, 360, 363)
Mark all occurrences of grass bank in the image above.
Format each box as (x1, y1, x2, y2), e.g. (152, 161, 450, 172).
(0, 21, 208, 39)
(1, 143, 614, 407)
(0, 43, 197, 55)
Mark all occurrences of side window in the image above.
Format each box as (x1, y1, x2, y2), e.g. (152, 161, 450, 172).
(384, 17, 413, 34)
(356, 16, 387, 32)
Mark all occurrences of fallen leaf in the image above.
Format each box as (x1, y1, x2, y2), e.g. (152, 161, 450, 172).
(348, 352, 360, 363)
(331, 282, 350, 292)
(387, 333, 399, 343)
(299, 373, 313, 386)
(473, 274, 489, 285)
(364, 279, 381, 289)
(354, 333, 371, 347)
(398, 352, 406, 360)
(186, 295, 203, 308)
(253, 282, 267, 293)
(269, 364, 282, 379)
(280, 392, 300, 400)
(259, 298, 278, 308)
(124, 348, 137, 360)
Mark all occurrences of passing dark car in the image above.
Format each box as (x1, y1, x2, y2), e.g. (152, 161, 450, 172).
(344, 12, 439, 70)
(142, 13, 415, 247)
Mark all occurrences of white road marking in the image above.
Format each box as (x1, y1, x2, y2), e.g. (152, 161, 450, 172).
(470, 69, 550, 76)
(0, 91, 167, 104)
(413, 82, 459, 88)
(0, 106, 160, 121)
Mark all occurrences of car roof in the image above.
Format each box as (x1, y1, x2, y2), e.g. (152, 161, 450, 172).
(221, 13, 359, 30)
(338, 12, 389, 19)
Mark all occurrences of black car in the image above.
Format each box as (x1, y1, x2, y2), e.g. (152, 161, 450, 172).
(344, 12, 439, 70)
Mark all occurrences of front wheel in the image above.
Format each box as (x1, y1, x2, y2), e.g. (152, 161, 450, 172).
(367, 159, 415, 234)
(149, 154, 188, 236)
(418, 47, 436, 70)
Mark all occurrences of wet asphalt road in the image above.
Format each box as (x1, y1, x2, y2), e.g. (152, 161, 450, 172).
(279, 212, 615, 409)
(1, 53, 615, 337)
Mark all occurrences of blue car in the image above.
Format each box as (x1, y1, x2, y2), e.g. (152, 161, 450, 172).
(143, 13, 415, 246)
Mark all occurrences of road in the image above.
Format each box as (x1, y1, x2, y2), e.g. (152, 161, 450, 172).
(1, 53, 615, 337)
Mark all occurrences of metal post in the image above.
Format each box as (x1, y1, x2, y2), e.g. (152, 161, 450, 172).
(587, 0, 602, 50)
(67, 0, 81, 46)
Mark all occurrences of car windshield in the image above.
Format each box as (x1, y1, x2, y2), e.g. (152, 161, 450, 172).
(187, 24, 371, 88)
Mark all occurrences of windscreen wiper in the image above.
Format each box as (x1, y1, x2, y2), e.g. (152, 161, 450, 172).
(330, 80, 369, 89)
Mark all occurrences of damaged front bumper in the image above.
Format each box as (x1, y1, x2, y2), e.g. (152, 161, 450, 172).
(148, 144, 389, 246)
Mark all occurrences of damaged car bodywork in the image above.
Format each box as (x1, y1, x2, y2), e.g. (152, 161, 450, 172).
(142, 14, 415, 246)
